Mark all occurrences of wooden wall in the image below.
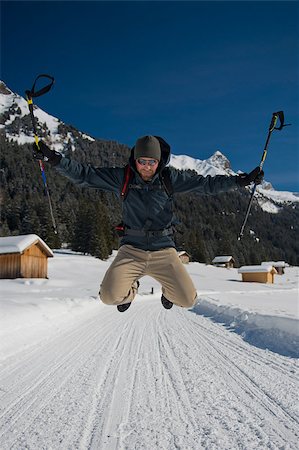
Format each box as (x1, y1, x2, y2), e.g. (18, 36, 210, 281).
(0, 243, 48, 279)
(0, 253, 21, 278)
(242, 272, 274, 283)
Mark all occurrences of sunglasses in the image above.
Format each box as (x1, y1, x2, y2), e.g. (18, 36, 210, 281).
(137, 158, 159, 166)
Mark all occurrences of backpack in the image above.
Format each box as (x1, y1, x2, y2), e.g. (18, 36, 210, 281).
(120, 164, 173, 200)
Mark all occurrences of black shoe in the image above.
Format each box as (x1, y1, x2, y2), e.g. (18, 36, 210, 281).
(117, 280, 139, 313)
(117, 302, 131, 312)
(161, 295, 173, 310)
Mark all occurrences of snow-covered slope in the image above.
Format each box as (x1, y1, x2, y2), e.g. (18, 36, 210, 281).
(170, 151, 299, 213)
(1, 80, 298, 213)
(170, 151, 236, 177)
(0, 80, 95, 153)
(0, 251, 298, 449)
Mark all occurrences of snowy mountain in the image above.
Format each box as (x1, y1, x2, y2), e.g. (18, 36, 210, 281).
(0, 80, 95, 153)
(170, 151, 299, 213)
(170, 151, 235, 177)
(1, 80, 298, 214)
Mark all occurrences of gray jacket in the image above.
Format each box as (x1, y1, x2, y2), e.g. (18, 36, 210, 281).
(55, 137, 239, 250)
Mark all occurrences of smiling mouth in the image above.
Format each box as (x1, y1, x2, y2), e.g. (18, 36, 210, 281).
(140, 171, 154, 179)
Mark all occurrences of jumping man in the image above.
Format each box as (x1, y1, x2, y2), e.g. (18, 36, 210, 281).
(33, 135, 263, 312)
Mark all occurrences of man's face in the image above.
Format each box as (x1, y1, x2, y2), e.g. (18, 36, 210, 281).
(135, 157, 159, 181)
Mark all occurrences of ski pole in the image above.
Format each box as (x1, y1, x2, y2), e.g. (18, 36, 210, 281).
(25, 74, 58, 235)
(238, 111, 290, 240)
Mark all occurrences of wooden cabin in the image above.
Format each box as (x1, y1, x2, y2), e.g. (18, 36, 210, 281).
(238, 265, 277, 284)
(212, 255, 235, 268)
(0, 234, 53, 279)
(261, 261, 288, 275)
(178, 251, 191, 264)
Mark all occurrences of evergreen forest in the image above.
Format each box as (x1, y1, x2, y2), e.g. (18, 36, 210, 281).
(1, 132, 298, 266)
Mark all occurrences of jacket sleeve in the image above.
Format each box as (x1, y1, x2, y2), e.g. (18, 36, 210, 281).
(170, 168, 239, 195)
(55, 157, 124, 194)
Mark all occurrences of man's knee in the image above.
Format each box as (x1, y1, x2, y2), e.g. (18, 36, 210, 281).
(176, 290, 197, 308)
(99, 280, 138, 305)
(99, 286, 121, 305)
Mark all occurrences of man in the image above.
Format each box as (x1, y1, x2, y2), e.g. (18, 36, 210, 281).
(34, 135, 263, 312)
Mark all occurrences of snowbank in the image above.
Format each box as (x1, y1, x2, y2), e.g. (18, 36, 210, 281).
(188, 263, 299, 357)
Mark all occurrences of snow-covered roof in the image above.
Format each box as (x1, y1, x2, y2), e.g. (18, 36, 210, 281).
(212, 256, 234, 264)
(0, 234, 53, 257)
(238, 265, 277, 274)
(261, 261, 288, 268)
(178, 251, 190, 257)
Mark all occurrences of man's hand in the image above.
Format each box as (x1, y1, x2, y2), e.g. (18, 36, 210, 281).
(32, 141, 62, 166)
(237, 166, 264, 187)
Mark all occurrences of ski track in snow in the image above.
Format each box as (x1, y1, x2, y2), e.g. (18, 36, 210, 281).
(0, 298, 298, 450)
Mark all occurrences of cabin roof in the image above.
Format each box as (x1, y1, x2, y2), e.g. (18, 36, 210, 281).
(261, 261, 288, 268)
(178, 251, 190, 257)
(238, 265, 277, 274)
(0, 234, 53, 257)
(212, 256, 234, 263)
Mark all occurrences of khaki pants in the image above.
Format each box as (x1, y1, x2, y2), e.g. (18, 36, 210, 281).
(99, 245, 197, 308)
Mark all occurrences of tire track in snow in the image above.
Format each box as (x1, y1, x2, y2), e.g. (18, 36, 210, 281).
(178, 309, 299, 447)
(80, 302, 158, 450)
(0, 298, 298, 449)
(189, 305, 298, 379)
(186, 310, 299, 423)
(0, 308, 129, 449)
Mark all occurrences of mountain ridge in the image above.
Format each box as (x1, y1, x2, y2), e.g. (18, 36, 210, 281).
(1, 79, 298, 265)
(1, 80, 297, 216)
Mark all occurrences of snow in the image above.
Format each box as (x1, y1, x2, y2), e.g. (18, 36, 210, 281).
(5, 133, 35, 145)
(0, 81, 95, 151)
(258, 186, 299, 204)
(33, 106, 60, 135)
(0, 251, 298, 448)
(262, 261, 288, 268)
(212, 255, 233, 264)
(0, 234, 53, 256)
(177, 250, 190, 257)
(258, 200, 281, 213)
(170, 151, 235, 177)
(80, 131, 95, 142)
(238, 265, 275, 273)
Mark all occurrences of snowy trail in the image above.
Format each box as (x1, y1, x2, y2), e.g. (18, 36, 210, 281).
(0, 296, 298, 450)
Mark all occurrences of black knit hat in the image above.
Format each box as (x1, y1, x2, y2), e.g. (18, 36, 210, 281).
(134, 135, 161, 161)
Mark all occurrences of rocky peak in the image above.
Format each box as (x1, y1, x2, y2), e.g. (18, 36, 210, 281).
(207, 150, 232, 171)
(0, 81, 12, 96)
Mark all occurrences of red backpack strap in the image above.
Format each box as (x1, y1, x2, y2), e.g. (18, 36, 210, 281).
(121, 164, 133, 200)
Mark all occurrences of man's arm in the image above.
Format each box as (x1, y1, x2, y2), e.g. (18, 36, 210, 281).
(33, 141, 123, 193)
(56, 157, 123, 193)
(170, 167, 263, 195)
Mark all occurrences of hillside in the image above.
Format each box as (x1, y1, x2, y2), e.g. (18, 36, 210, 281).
(1, 80, 298, 265)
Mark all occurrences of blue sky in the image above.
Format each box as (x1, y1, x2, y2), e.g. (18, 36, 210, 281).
(1, 1, 298, 191)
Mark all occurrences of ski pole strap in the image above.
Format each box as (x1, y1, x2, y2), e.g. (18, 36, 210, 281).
(260, 110, 290, 168)
(25, 74, 55, 100)
(270, 110, 291, 131)
(25, 74, 55, 144)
